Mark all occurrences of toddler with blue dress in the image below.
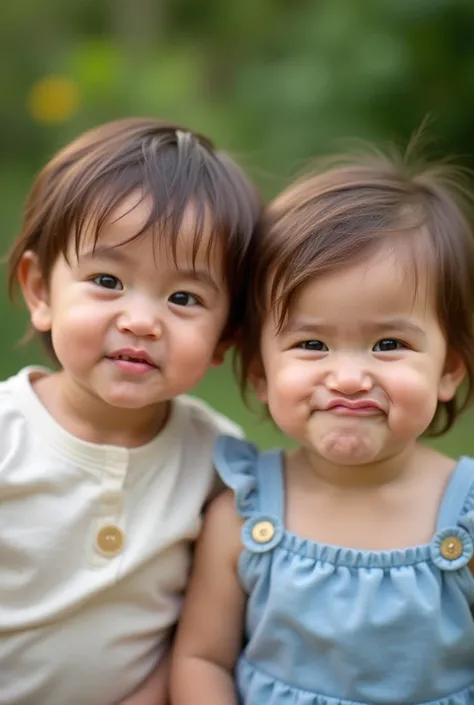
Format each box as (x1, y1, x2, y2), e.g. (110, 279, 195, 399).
(172, 147, 474, 704)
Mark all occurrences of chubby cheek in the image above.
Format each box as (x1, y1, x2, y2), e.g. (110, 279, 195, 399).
(50, 303, 109, 367)
(166, 322, 223, 381)
(386, 366, 440, 437)
(64, 302, 107, 330)
(264, 359, 313, 434)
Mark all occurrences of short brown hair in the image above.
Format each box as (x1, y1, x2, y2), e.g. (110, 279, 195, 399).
(239, 149, 474, 435)
(7, 117, 262, 361)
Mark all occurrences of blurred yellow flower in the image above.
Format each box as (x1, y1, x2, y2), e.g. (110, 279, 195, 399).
(27, 76, 80, 124)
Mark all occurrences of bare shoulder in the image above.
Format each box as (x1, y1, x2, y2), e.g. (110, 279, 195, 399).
(415, 444, 461, 506)
(200, 490, 243, 563)
(206, 488, 239, 519)
(418, 444, 458, 477)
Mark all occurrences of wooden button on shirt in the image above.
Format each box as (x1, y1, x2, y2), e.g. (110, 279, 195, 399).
(0, 366, 244, 705)
(96, 525, 125, 556)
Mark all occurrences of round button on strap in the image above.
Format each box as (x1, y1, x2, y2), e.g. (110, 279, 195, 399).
(439, 535, 463, 560)
(431, 526, 473, 571)
(242, 514, 283, 553)
(251, 520, 276, 544)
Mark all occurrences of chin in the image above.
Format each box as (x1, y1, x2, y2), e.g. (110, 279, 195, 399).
(100, 392, 160, 410)
(312, 430, 385, 465)
(320, 449, 381, 466)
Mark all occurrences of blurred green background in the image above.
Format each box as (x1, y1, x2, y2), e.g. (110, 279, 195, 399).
(1, 0, 474, 454)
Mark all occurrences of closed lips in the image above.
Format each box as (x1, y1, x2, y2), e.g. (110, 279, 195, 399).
(327, 399, 382, 410)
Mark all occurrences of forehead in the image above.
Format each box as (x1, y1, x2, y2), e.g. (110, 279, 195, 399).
(290, 245, 436, 322)
(73, 190, 224, 268)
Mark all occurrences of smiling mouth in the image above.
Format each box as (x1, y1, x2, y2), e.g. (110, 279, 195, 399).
(106, 353, 158, 373)
(109, 354, 153, 365)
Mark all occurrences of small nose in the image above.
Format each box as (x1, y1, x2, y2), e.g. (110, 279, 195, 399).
(325, 354, 373, 395)
(117, 299, 162, 340)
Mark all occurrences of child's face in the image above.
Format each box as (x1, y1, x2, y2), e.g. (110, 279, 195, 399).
(255, 246, 465, 466)
(21, 192, 230, 411)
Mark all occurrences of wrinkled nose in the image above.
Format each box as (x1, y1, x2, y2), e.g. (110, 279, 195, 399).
(325, 355, 373, 395)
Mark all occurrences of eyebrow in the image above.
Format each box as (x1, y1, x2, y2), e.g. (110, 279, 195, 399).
(78, 246, 220, 291)
(367, 319, 427, 338)
(173, 267, 220, 292)
(78, 245, 130, 264)
(283, 317, 427, 339)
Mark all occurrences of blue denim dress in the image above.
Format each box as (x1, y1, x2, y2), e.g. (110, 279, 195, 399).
(214, 436, 474, 705)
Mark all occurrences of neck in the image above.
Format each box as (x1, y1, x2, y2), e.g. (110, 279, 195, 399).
(33, 370, 169, 447)
(292, 442, 426, 492)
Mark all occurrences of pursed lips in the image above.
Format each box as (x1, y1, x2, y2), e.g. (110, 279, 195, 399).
(324, 399, 385, 416)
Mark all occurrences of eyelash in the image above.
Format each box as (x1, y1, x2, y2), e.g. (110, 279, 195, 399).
(169, 292, 202, 307)
(89, 275, 204, 306)
(295, 340, 328, 352)
(91, 274, 123, 290)
(294, 338, 409, 352)
(373, 338, 408, 352)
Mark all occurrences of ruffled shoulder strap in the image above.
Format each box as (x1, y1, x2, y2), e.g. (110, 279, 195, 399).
(456, 457, 474, 539)
(436, 456, 474, 531)
(213, 435, 284, 522)
(429, 457, 474, 574)
(459, 457, 474, 518)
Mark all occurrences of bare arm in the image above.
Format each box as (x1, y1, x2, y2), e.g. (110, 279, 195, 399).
(118, 650, 170, 705)
(171, 491, 245, 705)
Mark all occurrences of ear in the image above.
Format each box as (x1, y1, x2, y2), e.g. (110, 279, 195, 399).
(248, 356, 268, 404)
(17, 251, 52, 332)
(438, 349, 466, 402)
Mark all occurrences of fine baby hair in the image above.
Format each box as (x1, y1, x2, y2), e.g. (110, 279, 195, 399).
(7, 117, 261, 360)
(239, 147, 474, 434)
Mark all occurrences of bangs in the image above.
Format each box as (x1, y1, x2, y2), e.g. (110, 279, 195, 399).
(8, 117, 262, 367)
(60, 136, 258, 271)
(268, 222, 432, 333)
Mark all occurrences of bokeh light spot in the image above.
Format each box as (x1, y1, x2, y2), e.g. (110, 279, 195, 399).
(27, 76, 80, 124)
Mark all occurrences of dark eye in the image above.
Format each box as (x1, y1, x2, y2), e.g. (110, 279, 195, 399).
(169, 291, 199, 307)
(296, 340, 328, 352)
(373, 338, 405, 352)
(92, 274, 123, 290)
